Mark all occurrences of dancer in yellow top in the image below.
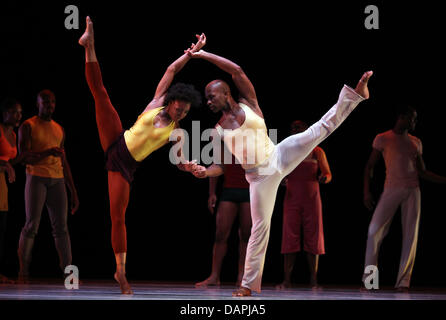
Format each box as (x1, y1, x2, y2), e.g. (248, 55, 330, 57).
(78, 16, 202, 294)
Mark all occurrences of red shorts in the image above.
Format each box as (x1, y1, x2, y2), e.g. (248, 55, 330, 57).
(281, 182, 325, 255)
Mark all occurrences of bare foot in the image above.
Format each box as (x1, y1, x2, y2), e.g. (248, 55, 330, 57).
(355, 71, 373, 99)
(232, 286, 251, 297)
(114, 272, 133, 295)
(359, 284, 378, 293)
(275, 282, 292, 290)
(310, 277, 319, 290)
(396, 286, 410, 293)
(78, 16, 94, 47)
(17, 273, 30, 284)
(195, 277, 221, 288)
(235, 274, 243, 287)
(0, 274, 15, 284)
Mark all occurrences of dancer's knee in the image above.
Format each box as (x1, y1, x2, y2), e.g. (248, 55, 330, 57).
(111, 213, 125, 228)
(251, 219, 271, 239)
(215, 228, 231, 243)
(239, 228, 251, 243)
(21, 223, 39, 239)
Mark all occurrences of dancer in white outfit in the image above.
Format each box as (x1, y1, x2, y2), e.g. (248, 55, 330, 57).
(186, 35, 373, 296)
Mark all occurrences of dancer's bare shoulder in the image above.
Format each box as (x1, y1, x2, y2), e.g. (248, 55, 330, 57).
(239, 97, 263, 118)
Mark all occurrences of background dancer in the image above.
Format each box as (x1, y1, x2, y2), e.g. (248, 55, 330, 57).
(17, 89, 79, 283)
(362, 105, 446, 292)
(276, 120, 332, 290)
(195, 159, 251, 288)
(0, 98, 22, 284)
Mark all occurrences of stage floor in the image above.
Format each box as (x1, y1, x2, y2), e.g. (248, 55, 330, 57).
(1, 280, 446, 300)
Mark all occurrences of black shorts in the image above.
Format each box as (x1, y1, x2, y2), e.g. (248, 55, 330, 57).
(219, 188, 250, 203)
(105, 132, 139, 184)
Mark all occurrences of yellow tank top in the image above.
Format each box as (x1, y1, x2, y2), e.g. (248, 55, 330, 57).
(124, 107, 175, 162)
(216, 103, 275, 169)
(25, 116, 64, 178)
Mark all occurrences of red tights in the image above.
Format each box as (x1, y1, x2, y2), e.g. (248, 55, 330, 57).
(86, 62, 128, 253)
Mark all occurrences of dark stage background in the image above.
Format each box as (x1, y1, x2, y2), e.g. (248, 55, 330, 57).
(1, 1, 445, 288)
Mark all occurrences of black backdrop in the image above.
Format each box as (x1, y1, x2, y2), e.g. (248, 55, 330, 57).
(1, 1, 445, 288)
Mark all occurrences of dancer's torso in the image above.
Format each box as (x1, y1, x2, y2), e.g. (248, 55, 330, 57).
(216, 103, 274, 170)
(373, 130, 422, 189)
(124, 107, 175, 162)
(0, 124, 17, 161)
(25, 116, 64, 178)
(286, 150, 320, 201)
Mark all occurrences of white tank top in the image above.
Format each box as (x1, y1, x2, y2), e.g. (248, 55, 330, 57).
(215, 103, 275, 169)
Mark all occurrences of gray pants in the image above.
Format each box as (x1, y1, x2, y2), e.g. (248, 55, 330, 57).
(363, 186, 421, 288)
(241, 85, 365, 292)
(18, 173, 71, 276)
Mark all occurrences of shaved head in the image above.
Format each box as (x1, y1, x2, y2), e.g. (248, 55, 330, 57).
(206, 80, 231, 95)
(204, 79, 234, 113)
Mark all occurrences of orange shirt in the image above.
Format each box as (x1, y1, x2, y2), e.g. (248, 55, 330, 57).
(0, 125, 17, 161)
(0, 125, 17, 211)
(24, 116, 64, 178)
(373, 130, 422, 189)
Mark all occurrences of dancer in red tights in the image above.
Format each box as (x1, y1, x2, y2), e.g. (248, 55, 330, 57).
(79, 17, 203, 294)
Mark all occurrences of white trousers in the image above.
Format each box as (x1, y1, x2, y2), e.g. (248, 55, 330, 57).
(363, 186, 421, 288)
(242, 85, 364, 292)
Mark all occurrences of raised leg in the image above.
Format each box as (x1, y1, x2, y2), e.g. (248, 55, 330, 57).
(79, 16, 123, 151)
(278, 72, 372, 176)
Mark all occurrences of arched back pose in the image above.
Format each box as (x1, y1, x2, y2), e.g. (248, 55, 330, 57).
(78, 17, 202, 294)
(188, 38, 372, 296)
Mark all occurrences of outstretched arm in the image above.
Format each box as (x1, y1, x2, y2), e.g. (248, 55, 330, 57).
(192, 163, 225, 179)
(417, 155, 446, 184)
(188, 49, 261, 116)
(145, 34, 206, 111)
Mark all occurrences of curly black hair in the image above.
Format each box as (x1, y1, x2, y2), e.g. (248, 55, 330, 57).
(164, 83, 202, 108)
